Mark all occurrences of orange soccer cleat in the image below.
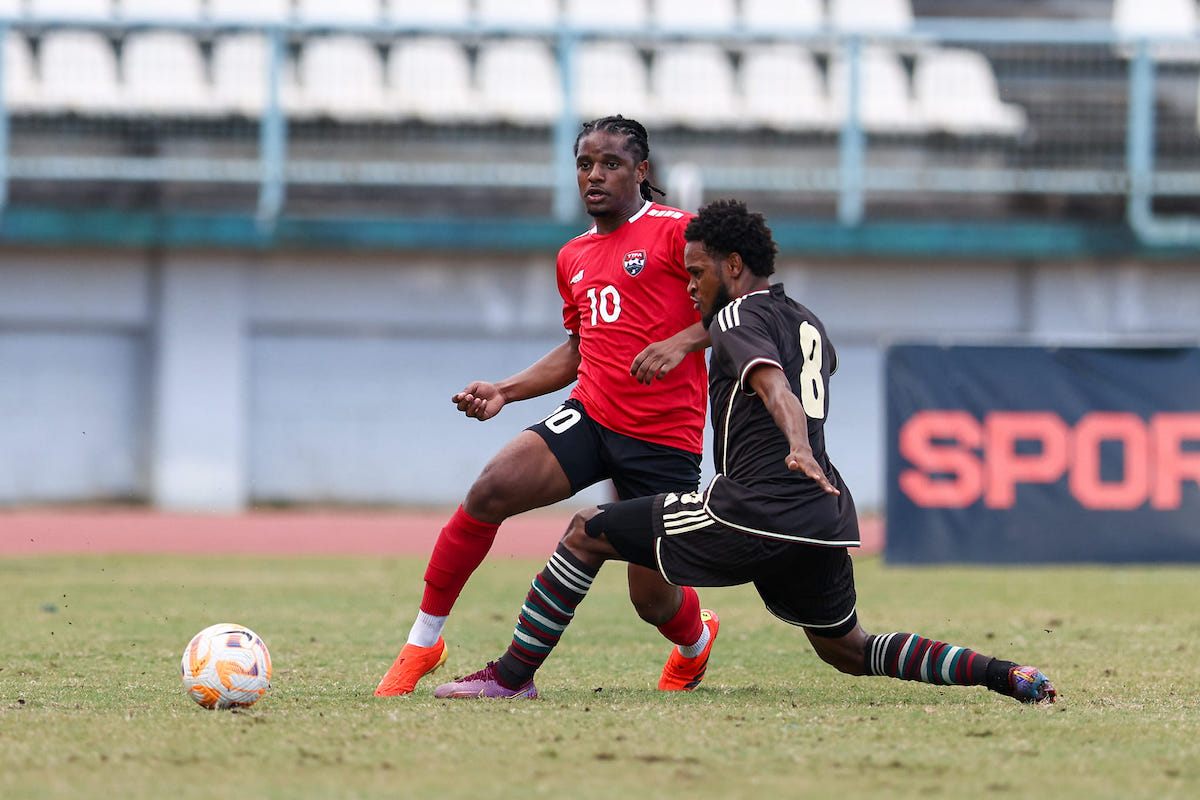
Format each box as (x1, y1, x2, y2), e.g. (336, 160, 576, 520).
(374, 637, 449, 696)
(658, 609, 719, 691)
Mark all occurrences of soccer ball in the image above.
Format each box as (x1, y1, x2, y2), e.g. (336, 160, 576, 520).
(181, 623, 272, 709)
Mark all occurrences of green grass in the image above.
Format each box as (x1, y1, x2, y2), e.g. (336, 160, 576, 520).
(2, 553, 1199, 799)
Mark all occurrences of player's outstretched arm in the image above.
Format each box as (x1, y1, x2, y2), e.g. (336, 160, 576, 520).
(746, 364, 840, 495)
(629, 321, 711, 385)
(451, 335, 582, 421)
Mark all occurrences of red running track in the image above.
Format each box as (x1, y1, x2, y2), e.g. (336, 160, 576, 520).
(0, 507, 883, 558)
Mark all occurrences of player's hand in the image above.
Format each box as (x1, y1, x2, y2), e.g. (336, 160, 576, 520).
(786, 450, 840, 495)
(452, 381, 507, 421)
(629, 341, 687, 385)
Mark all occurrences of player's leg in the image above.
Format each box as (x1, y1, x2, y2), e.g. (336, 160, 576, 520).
(780, 548, 1057, 703)
(375, 430, 577, 697)
(434, 504, 623, 698)
(605, 434, 714, 688)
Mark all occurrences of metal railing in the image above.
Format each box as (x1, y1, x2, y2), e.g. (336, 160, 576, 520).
(1, 15, 1199, 246)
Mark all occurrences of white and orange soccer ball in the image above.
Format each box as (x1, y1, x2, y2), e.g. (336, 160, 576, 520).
(181, 623, 272, 709)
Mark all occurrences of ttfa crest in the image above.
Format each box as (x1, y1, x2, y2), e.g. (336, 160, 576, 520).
(623, 250, 646, 276)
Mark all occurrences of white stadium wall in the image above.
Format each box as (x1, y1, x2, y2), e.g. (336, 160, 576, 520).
(2, 246, 1199, 513)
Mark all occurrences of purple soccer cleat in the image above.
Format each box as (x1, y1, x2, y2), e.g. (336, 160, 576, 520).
(1008, 665, 1057, 704)
(433, 662, 538, 700)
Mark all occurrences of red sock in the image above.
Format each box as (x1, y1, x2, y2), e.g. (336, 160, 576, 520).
(656, 585, 703, 647)
(420, 505, 501, 617)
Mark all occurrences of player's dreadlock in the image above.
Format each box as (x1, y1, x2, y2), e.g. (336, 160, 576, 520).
(685, 199, 778, 278)
(575, 115, 666, 202)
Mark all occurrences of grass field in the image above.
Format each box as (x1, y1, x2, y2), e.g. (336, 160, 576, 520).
(2, 552, 1198, 799)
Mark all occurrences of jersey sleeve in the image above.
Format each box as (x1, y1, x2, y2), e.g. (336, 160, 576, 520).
(711, 303, 783, 396)
(556, 250, 580, 335)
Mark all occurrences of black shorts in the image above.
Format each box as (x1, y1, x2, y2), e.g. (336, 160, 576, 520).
(526, 398, 702, 500)
(586, 492, 858, 637)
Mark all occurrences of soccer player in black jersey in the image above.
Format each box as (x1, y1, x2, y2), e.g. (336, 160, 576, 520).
(434, 200, 1057, 704)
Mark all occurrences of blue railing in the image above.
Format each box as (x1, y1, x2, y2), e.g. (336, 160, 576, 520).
(1, 15, 1199, 248)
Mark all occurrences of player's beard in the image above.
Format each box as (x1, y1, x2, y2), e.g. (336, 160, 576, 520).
(702, 282, 734, 329)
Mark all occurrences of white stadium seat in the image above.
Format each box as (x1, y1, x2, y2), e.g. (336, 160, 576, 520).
(652, 0, 736, 32)
(913, 48, 1026, 136)
(28, 0, 113, 19)
(296, 0, 381, 26)
(123, 31, 215, 116)
(3, 32, 41, 112)
(208, 0, 292, 23)
(741, 0, 823, 31)
(384, 0, 470, 26)
(1112, 0, 1200, 61)
(829, 45, 927, 133)
(649, 43, 740, 128)
(0, 0, 22, 16)
(574, 40, 651, 122)
(828, 0, 912, 32)
(212, 33, 275, 116)
(38, 30, 123, 113)
(388, 36, 479, 123)
(740, 44, 833, 131)
(477, 38, 562, 124)
(564, 0, 646, 28)
(477, 0, 558, 27)
(120, 0, 204, 21)
(293, 35, 389, 120)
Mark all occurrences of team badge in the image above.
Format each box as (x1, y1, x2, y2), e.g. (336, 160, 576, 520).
(623, 250, 646, 276)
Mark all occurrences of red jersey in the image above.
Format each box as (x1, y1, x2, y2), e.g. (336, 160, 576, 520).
(556, 201, 707, 454)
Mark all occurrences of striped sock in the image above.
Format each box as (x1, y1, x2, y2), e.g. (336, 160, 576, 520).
(865, 632, 992, 686)
(495, 543, 597, 689)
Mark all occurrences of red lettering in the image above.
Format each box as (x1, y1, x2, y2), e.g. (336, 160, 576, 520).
(1150, 413, 1200, 510)
(1069, 413, 1149, 510)
(898, 409, 1200, 511)
(983, 412, 1070, 509)
(898, 410, 982, 508)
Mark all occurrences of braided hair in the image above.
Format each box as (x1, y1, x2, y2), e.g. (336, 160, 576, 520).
(575, 115, 666, 202)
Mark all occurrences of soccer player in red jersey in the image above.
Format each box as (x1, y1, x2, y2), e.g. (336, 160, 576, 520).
(375, 117, 717, 696)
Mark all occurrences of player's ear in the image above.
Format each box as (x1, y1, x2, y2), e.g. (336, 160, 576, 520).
(635, 159, 649, 184)
(726, 252, 745, 278)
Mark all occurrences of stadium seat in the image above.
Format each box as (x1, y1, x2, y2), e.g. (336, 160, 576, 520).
(388, 36, 479, 123)
(739, 44, 834, 131)
(384, 0, 470, 26)
(1112, 0, 1200, 62)
(652, 0, 736, 32)
(293, 35, 388, 120)
(38, 30, 123, 113)
(829, 45, 927, 133)
(296, 0, 382, 26)
(564, 0, 647, 28)
(2, 32, 41, 112)
(27, 0, 114, 20)
(119, 0, 204, 21)
(574, 40, 651, 123)
(0, 0, 22, 16)
(212, 32, 283, 116)
(208, 0, 292, 23)
(476, 0, 558, 27)
(741, 0, 823, 31)
(477, 38, 562, 125)
(828, 0, 912, 32)
(123, 30, 216, 116)
(913, 48, 1026, 136)
(649, 43, 740, 129)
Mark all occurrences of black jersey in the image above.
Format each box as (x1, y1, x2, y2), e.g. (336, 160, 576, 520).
(703, 283, 859, 545)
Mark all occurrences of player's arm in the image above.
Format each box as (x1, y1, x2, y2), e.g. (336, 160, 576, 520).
(453, 334, 582, 421)
(629, 321, 711, 386)
(745, 363, 840, 495)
